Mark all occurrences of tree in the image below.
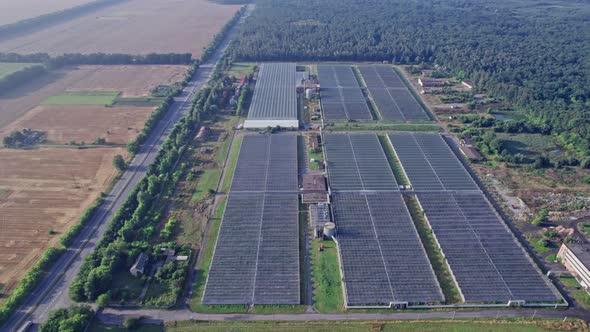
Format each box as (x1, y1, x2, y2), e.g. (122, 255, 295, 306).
(123, 317, 139, 330)
(40, 305, 94, 332)
(113, 155, 127, 171)
(96, 292, 111, 308)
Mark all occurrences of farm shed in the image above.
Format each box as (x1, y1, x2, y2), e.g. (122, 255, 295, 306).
(558, 243, 590, 293)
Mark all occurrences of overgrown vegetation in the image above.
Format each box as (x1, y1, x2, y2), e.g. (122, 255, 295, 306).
(310, 239, 344, 313)
(39, 305, 94, 332)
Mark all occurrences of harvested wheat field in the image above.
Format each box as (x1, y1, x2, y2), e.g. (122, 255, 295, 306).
(0, 147, 124, 296)
(0, 0, 95, 26)
(0, 0, 241, 56)
(0, 65, 187, 130)
(65, 65, 189, 97)
(3, 105, 154, 144)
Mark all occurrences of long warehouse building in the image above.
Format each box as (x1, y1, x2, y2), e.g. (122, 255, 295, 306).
(244, 63, 299, 129)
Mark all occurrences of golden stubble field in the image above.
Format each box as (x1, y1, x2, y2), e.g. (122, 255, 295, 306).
(0, 0, 241, 56)
(0, 63, 189, 299)
(3, 104, 154, 145)
(0, 147, 125, 295)
(0, 0, 95, 26)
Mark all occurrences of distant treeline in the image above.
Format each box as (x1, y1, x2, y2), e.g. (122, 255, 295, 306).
(236, 0, 590, 155)
(0, 52, 194, 66)
(0, 0, 127, 41)
(210, 0, 252, 4)
(200, 6, 247, 63)
(0, 52, 193, 95)
(0, 64, 47, 94)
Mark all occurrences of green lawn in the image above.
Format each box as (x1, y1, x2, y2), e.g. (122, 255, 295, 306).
(220, 135, 243, 193)
(530, 236, 552, 255)
(311, 239, 345, 313)
(42, 90, 120, 105)
(559, 276, 590, 310)
(228, 62, 256, 78)
(0, 62, 37, 79)
(496, 133, 560, 157)
(192, 169, 221, 202)
(88, 321, 162, 332)
(110, 270, 145, 302)
(167, 320, 563, 332)
(307, 147, 324, 171)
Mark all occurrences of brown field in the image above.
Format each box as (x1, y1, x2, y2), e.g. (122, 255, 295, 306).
(0, 0, 94, 26)
(0, 65, 187, 130)
(3, 104, 154, 144)
(0, 147, 124, 296)
(0, 0, 241, 56)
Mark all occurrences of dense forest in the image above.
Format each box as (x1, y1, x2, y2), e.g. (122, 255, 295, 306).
(237, 0, 590, 152)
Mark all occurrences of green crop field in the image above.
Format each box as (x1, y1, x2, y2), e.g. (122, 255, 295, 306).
(0, 63, 37, 79)
(42, 90, 120, 105)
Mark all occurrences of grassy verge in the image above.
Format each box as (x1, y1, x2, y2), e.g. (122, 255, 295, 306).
(166, 319, 585, 332)
(559, 276, 590, 310)
(311, 239, 345, 313)
(377, 134, 409, 186)
(42, 90, 120, 105)
(88, 320, 163, 332)
(327, 124, 440, 132)
(220, 135, 242, 193)
(113, 96, 167, 103)
(405, 196, 462, 304)
(192, 169, 221, 202)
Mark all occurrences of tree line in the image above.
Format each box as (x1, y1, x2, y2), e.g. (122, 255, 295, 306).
(0, 64, 47, 95)
(235, 0, 590, 154)
(69, 51, 236, 303)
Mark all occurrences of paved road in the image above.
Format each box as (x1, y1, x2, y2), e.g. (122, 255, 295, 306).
(2, 6, 253, 332)
(98, 306, 589, 325)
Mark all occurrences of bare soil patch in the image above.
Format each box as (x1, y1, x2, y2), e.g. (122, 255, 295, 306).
(0, 0, 95, 25)
(0, 147, 124, 297)
(0, 65, 187, 130)
(3, 104, 154, 144)
(0, 0, 241, 56)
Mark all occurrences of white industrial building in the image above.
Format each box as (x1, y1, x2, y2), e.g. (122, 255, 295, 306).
(243, 63, 299, 129)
